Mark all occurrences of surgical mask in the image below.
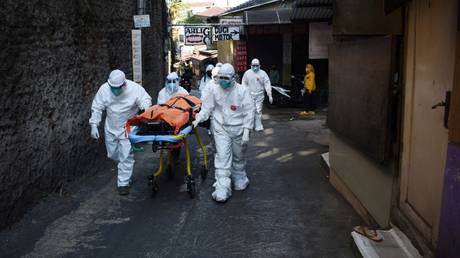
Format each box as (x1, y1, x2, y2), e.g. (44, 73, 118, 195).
(166, 82, 177, 92)
(251, 65, 260, 72)
(218, 76, 232, 89)
(110, 86, 123, 96)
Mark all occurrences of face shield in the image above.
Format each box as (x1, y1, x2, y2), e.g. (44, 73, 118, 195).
(166, 79, 178, 93)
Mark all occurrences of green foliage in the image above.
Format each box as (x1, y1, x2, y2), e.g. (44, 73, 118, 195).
(168, 0, 189, 23)
(183, 15, 205, 24)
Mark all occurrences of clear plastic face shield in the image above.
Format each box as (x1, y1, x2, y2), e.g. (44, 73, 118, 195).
(166, 78, 178, 93)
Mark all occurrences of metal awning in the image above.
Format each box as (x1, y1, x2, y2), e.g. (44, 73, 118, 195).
(244, 9, 292, 25)
(291, 0, 333, 21)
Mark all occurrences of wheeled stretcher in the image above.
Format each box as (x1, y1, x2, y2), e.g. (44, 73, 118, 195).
(127, 97, 209, 198)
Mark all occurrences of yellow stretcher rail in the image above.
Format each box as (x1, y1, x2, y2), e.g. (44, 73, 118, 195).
(149, 128, 209, 198)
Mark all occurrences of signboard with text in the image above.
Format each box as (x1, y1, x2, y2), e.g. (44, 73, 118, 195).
(213, 26, 240, 41)
(220, 16, 243, 25)
(234, 40, 247, 73)
(131, 30, 142, 84)
(133, 15, 150, 28)
(184, 26, 212, 45)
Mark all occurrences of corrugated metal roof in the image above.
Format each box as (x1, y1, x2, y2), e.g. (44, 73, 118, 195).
(244, 9, 292, 25)
(291, 0, 332, 20)
(291, 6, 332, 20)
(293, 0, 333, 5)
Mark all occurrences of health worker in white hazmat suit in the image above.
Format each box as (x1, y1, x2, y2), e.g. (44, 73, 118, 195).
(242, 58, 273, 131)
(192, 63, 255, 202)
(89, 69, 152, 195)
(157, 72, 188, 104)
(199, 64, 214, 99)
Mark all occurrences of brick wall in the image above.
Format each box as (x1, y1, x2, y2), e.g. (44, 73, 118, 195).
(0, 0, 166, 229)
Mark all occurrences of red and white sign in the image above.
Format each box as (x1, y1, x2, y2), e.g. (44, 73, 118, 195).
(234, 40, 247, 73)
(185, 26, 212, 46)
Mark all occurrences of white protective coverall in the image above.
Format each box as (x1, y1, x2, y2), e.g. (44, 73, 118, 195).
(157, 86, 188, 104)
(193, 63, 255, 202)
(157, 72, 189, 104)
(89, 75, 152, 187)
(199, 64, 214, 98)
(242, 59, 273, 131)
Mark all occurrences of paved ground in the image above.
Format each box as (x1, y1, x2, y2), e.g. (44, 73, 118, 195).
(0, 109, 362, 258)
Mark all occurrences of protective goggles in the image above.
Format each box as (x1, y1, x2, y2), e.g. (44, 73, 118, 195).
(109, 82, 126, 88)
(218, 76, 232, 81)
(251, 65, 260, 68)
(166, 79, 178, 84)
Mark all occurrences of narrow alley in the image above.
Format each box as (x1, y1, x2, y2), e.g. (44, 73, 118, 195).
(3, 0, 460, 257)
(0, 110, 362, 257)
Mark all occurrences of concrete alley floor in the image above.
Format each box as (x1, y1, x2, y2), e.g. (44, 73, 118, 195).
(0, 109, 362, 258)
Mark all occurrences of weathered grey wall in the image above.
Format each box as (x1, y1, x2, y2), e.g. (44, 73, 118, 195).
(143, 0, 168, 101)
(0, 0, 166, 229)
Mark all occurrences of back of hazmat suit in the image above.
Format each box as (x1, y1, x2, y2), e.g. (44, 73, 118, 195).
(193, 63, 255, 202)
(199, 64, 214, 98)
(242, 58, 273, 131)
(157, 72, 189, 104)
(89, 70, 152, 190)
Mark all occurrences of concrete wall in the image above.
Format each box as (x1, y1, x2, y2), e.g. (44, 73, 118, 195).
(333, 0, 402, 35)
(328, 0, 403, 228)
(329, 133, 394, 227)
(142, 0, 168, 101)
(0, 0, 166, 229)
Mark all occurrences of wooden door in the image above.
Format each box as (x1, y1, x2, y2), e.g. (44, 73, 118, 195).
(400, 0, 457, 246)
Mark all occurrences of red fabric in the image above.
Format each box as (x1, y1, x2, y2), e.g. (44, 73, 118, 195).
(126, 94, 201, 134)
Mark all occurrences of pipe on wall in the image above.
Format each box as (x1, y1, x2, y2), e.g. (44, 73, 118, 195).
(137, 0, 145, 15)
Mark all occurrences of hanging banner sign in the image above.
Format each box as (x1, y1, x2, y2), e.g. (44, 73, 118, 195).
(132, 30, 142, 84)
(184, 26, 212, 45)
(213, 26, 240, 41)
(234, 40, 247, 73)
(133, 15, 150, 28)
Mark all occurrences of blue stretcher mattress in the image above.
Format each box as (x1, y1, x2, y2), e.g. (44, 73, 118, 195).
(128, 125, 193, 144)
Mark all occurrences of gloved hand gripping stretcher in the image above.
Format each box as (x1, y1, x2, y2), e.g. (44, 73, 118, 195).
(125, 94, 209, 198)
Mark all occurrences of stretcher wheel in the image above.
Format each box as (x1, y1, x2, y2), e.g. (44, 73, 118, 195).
(200, 166, 208, 181)
(185, 176, 196, 199)
(148, 175, 159, 197)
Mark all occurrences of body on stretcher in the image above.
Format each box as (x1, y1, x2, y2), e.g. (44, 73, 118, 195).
(128, 123, 209, 199)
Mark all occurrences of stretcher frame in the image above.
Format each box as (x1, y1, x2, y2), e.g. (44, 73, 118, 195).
(129, 125, 208, 198)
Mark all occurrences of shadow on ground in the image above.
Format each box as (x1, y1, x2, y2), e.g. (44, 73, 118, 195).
(0, 108, 362, 258)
